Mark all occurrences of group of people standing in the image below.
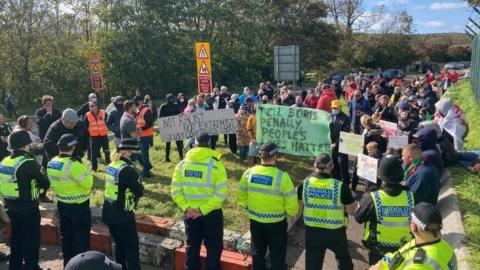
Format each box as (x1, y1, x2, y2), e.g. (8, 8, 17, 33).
(0, 67, 466, 270)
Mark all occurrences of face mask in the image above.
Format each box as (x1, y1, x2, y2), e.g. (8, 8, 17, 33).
(262, 100, 268, 104)
(332, 109, 340, 115)
(402, 162, 408, 170)
(179, 98, 185, 103)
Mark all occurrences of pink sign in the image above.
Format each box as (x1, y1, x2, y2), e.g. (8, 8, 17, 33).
(379, 120, 397, 137)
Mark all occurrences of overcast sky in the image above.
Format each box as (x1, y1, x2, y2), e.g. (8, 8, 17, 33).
(365, 0, 475, 34)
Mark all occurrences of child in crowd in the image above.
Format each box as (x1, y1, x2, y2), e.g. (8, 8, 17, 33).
(236, 104, 250, 165)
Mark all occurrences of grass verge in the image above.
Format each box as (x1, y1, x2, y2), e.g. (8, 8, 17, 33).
(83, 136, 313, 232)
(444, 80, 480, 268)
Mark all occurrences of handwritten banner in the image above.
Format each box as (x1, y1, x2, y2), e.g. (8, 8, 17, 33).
(387, 135, 409, 149)
(357, 154, 378, 183)
(339, 132, 364, 156)
(157, 109, 237, 142)
(379, 120, 398, 137)
(256, 104, 331, 157)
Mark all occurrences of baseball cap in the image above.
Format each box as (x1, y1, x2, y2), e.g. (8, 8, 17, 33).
(314, 153, 332, 168)
(62, 108, 79, 124)
(88, 93, 97, 99)
(259, 142, 278, 158)
(398, 101, 410, 111)
(57, 134, 78, 148)
(64, 251, 122, 270)
(411, 202, 443, 231)
(331, 100, 341, 108)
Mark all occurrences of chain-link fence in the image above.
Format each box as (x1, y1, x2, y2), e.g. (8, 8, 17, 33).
(472, 35, 480, 102)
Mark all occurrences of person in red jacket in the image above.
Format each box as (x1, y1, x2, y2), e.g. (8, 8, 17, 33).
(316, 84, 337, 113)
(450, 70, 459, 84)
(304, 89, 319, 108)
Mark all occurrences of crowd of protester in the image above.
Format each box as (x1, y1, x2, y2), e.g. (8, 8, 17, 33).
(0, 67, 471, 270)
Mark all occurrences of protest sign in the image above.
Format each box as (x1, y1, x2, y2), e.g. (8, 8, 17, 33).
(256, 104, 331, 157)
(338, 132, 364, 156)
(379, 120, 397, 137)
(357, 154, 378, 183)
(157, 109, 237, 142)
(387, 135, 409, 149)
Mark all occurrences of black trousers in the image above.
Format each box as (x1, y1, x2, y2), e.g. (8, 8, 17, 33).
(228, 134, 237, 154)
(89, 136, 110, 171)
(210, 136, 218, 150)
(184, 209, 223, 270)
(165, 140, 184, 160)
(7, 208, 41, 270)
(250, 219, 287, 270)
(332, 150, 350, 187)
(305, 226, 353, 270)
(107, 219, 140, 270)
(58, 204, 91, 266)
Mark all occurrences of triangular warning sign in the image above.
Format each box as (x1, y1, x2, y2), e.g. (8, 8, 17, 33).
(92, 65, 101, 75)
(198, 45, 209, 59)
(199, 61, 209, 75)
(91, 53, 100, 64)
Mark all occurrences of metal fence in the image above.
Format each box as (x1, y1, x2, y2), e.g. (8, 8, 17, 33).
(472, 35, 480, 102)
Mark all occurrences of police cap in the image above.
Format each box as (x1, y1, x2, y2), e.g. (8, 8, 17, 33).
(57, 134, 78, 148)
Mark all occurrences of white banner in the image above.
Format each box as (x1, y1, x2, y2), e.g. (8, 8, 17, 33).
(339, 132, 364, 156)
(387, 135, 409, 149)
(158, 109, 238, 142)
(357, 154, 378, 183)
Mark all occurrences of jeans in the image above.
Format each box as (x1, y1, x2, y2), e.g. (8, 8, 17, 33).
(139, 136, 153, 176)
(238, 146, 248, 161)
(184, 209, 224, 270)
(457, 150, 480, 168)
(7, 208, 41, 270)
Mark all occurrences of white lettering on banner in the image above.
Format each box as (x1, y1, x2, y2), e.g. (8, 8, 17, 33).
(157, 109, 238, 142)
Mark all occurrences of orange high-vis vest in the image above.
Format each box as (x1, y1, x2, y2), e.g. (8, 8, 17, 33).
(137, 106, 153, 137)
(86, 110, 108, 137)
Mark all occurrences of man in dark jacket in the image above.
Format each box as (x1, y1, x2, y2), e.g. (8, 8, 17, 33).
(349, 90, 372, 134)
(35, 95, 62, 141)
(44, 109, 88, 162)
(413, 127, 444, 175)
(159, 94, 183, 162)
(420, 84, 438, 115)
(330, 100, 351, 186)
(402, 144, 440, 205)
(106, 96, 125, 148)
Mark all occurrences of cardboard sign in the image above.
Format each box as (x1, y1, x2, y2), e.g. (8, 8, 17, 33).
(379, 120, 397, 137)
(357, 154, 378, 183)
(195, 42, 212, 94)
(256, 104, 331, 157)
(157, 109, 237, 142)
(339, 132, 364, 156)
(387, 135, 409, 149)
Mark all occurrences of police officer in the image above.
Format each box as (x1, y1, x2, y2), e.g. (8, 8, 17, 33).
(298, 153, 357, 270)
(355, 154, 415, 265)
(171, 132, 227, 270)
(371, 202, 457, 270)
(237, 142, 299, 270)
(102, 139, 144, 270)
(0, 130, 50, 270)
(47, 134, 93, 266)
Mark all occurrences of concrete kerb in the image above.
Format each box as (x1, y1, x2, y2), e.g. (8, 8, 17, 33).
(439, 169, 470, 270)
